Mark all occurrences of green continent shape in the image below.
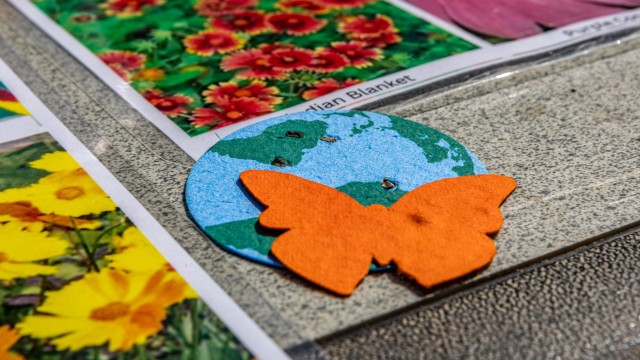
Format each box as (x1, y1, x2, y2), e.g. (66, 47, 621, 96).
(205, 218, 279, 257)
(337, 181, 407, 207)
(211, 120, 328, 166)
(389, 116, 476, 176)
(350, 120, 375, 137)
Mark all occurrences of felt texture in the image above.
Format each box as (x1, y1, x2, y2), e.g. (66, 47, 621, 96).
(240, 170, 517, 296)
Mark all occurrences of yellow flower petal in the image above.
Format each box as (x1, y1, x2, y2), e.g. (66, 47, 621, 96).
(0, 222, 68, 262)
(0, 262, 58, 280)
(106, 227, 198, 299)
(29, 151, 80, 173)
(18, 269, 191, 352)
(0, 222, 67, 280)
(107, 227, 167, 272)
(16, 169, 117, 217)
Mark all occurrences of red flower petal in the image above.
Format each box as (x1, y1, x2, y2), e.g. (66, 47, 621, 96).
(268, 48, 314, 70)
(358, 31, 401, 48)
(184, 30, 245, 56)
(221, 49, 290, 79)
(330, 41, 382, 68)
(276, 0, 329, 14)
(203, 81, 282, 105)
(99, 50, 147, 71)
(306, 50, 348, 73)
(338, 15, 397, 39)
(190, 98, 273, 129)
(211, 11, 270, 35)
(144, 89, 193, 117)
(268, 13, 327, 35)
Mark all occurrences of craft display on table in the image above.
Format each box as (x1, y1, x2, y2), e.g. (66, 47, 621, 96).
(186, 110, 516, 295)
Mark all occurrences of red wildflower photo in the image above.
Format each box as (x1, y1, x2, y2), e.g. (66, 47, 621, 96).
(267, 13, 327, 36)
(183, 30, 246, 56)
(221, 49, 289, 80)
(203, 81, 282, 105)
(38, 0, 483, 136)
(143, 89, 193, 117)
(210, 11, 270, 35)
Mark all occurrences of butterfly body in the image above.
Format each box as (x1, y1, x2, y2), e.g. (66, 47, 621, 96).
(240, 170, 516, 296)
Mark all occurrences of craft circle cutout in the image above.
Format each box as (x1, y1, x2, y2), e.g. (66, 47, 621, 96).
(186, 110, 489, 267)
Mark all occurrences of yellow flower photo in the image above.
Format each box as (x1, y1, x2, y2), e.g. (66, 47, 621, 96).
(0, 134, 251, 359)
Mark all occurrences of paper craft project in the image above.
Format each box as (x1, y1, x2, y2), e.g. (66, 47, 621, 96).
(186, 110, 515, 295)
(0, 82, 28, 120)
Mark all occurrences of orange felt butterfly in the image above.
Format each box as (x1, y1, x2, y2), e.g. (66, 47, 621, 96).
(240, 170, 517, 296)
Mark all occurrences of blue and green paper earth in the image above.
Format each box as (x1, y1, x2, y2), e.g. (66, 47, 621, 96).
(186, 110, 487, 266)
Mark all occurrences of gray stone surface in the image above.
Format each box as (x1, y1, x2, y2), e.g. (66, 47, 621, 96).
(1, 0, 639, 353)
(320, 228, 640, 359)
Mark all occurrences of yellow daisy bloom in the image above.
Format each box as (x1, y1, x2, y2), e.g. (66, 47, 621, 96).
(18, 269, 191, 352)
(29, 151, 80, 173)
(0, 222, 68, 280)
(0, 326, 24, 360)
(107, 227, 197, 298)
(19, 169, 117, 217)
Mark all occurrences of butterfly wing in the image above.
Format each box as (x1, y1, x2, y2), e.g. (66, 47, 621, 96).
(239, 170, 376, 296)
(386, 174, 517, 288)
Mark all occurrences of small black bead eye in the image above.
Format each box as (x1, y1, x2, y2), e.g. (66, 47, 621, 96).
(285, 131, 303, 138)
(272, 157, 288, 167)
(381, 178, 396, 190)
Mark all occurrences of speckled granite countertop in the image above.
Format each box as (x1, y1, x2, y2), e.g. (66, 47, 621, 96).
(1, 0, 639, 357)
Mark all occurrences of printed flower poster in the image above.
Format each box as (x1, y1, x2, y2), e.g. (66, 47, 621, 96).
(0, 57, 287, 359)
(0, 82, 29, 120)
(0, 134, 252, 359)
(27, 0, 477, 136)
(407, 0, 640, 41)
